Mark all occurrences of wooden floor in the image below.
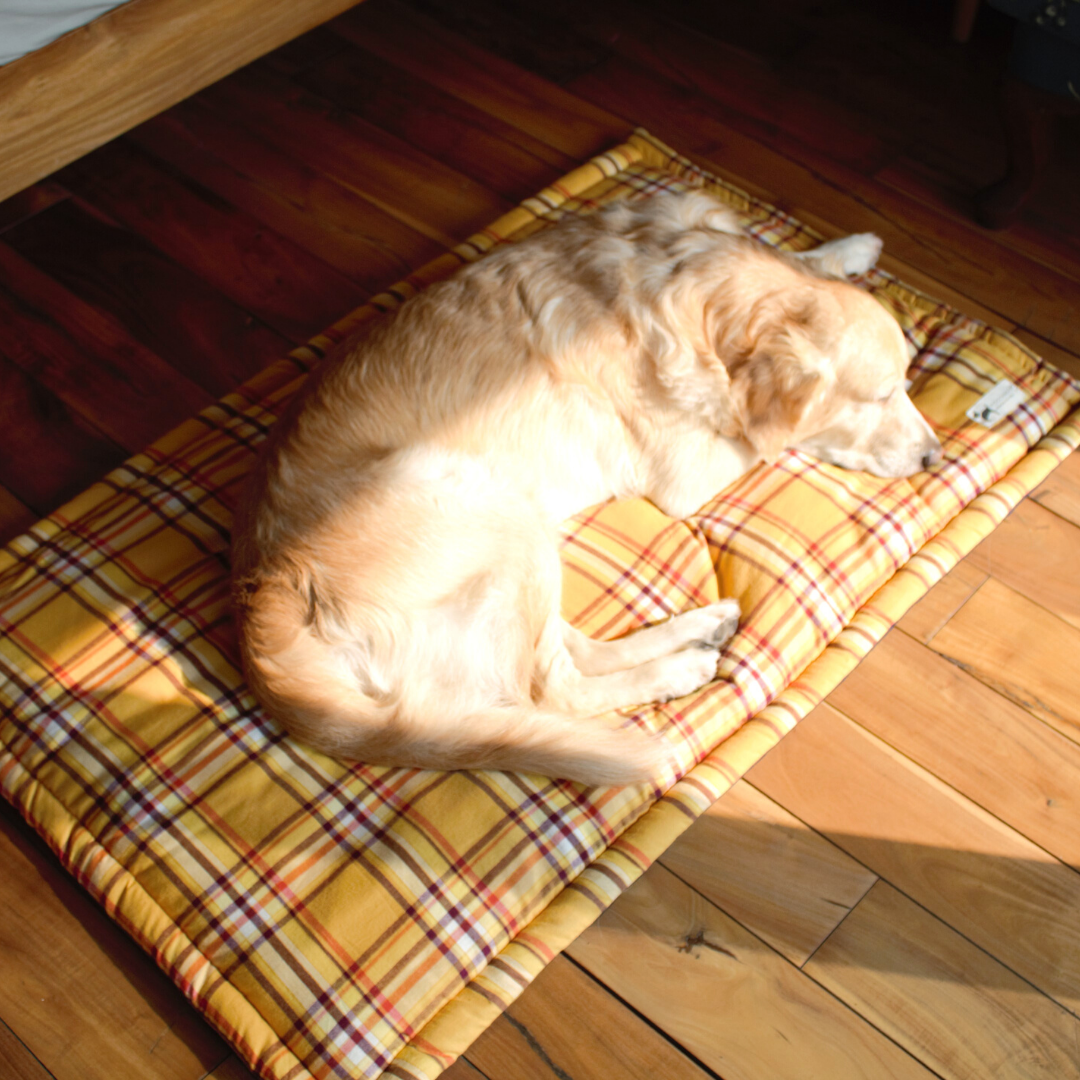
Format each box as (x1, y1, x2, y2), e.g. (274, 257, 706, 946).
(2, 1, 1079, 1078)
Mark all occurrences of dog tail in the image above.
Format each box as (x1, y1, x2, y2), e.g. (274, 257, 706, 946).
(234, 572, 671, 787)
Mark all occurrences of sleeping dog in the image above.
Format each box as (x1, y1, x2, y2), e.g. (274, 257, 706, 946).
(231, 192, 941, 784)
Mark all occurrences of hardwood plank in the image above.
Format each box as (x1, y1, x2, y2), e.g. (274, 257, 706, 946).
(896, 546, 991, 645)
(660, 779, 877, 965)
(747, 704, 1080, 1014)
(466, 954, 713, 1080)
(4, 198, 292, 397)
(1033, 452, 1080, 529)
(127, 99, 440, 292)
(0, 0, 365, 203)
(830, 628, 1080, 869)
(329, 0, 629, 160)
(976, 499, 1080, 631)
(566, 862, 935, 1080)
(0, 354, 124, 515)
(877, 155, 1080, 292)
(0, 182, 70, 235)
(806, 880, 1080, 1080)
(930, 577, 1080, 744)
(0, 486, 37, 548)
(60, 139, 363, 344)
(0, 1018, 54, 1080)
(421, 0, 894, 174)
(0, 244, 210, 451)
(197, 64, 512, 248)
(259, 25, 350, 77)
(0, 802, 226, 1080)
(296, 44, 576, 202)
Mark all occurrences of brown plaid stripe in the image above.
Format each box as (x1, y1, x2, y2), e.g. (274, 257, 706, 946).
(2, 130, 1079, 1080)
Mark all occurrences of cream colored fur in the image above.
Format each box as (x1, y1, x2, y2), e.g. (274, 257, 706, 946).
(231, 191, 941, 785)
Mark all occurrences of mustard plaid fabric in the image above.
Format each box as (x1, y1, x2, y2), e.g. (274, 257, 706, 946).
(2, 131, 1078, 1080)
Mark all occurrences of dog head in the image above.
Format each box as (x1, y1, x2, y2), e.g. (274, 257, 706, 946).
(721, 276, 942, 478)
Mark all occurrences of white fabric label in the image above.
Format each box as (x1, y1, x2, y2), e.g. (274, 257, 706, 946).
(966, 380, 1026, 427)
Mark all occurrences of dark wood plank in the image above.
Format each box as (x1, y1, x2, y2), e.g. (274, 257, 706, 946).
(126, 98, 441, 291)
(0, 486, 37, 548)
(59, 139, 364, 344)
(328, 0, 628, 161)
(0, 182, 70, 235)
(0, 354, 125, 515)
(295, 44, 577, 202)
(196, 63, 514, 247)
(4, 197, 292, 397)
(0, 243, 210, 451)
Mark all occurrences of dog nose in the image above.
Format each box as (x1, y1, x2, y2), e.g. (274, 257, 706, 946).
(922, 446, 943, 469)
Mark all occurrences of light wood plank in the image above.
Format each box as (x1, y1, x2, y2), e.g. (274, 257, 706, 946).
(0, 803, 227, 1080)
(806, 881, 1080, 1080)
(930, 577, 1080, 744)
(466, 954, 712, 1080)
(831, 629, 1080, 869)
(0, 0, 365, 204)
(1033, 451, 1080, 531)
(977, 499, 1080, 632)
(566, 863, 935, 1080)
(202, 1055, 260, 1080)
(747, 704, 1080, 1014)
(896, 546, 990, 644)
(0, 1018, 54, 1080)
(660, 779, 877, 965)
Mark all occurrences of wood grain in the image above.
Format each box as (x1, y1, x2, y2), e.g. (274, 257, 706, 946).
(4, 197, 292, 397)
(0, 243, 210, 451)
(297, 45, 577, 202)
(197, 64, 512, 248)
(977, 499, 1080, 631)
(831, 629, 1080, 869)
(0, 803, 227, 1080)
(127, 99, 440, 291)
(0, 183, 70, 235)
(0, 354, 124, 515)
(806, 881, 1080, 1080)
(747, 704, 1080, 1014)
(0, 0, 366, 204)
(930, 577, 1080, 744)
(0, 1018, 53, 1080)
(567, 862, 934, 1080)
(60, 140, 363, 345)
(329, 0, 628, 160)
(660, 779, 876, 965)
(466, 954, 713, 1080)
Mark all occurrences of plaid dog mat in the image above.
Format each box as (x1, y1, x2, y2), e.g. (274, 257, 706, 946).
(2, 130, 1078, 1080)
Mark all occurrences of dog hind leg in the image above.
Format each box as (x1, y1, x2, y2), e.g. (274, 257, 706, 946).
(562, 600, 739, 676)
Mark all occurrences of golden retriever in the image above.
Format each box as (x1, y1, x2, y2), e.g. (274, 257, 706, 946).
(231, 191, 941, 785)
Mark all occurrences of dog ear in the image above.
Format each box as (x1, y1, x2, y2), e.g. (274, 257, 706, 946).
(724, 295, 832, 460)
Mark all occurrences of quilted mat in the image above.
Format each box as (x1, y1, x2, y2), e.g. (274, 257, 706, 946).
(2, 130, 1079, 1080)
